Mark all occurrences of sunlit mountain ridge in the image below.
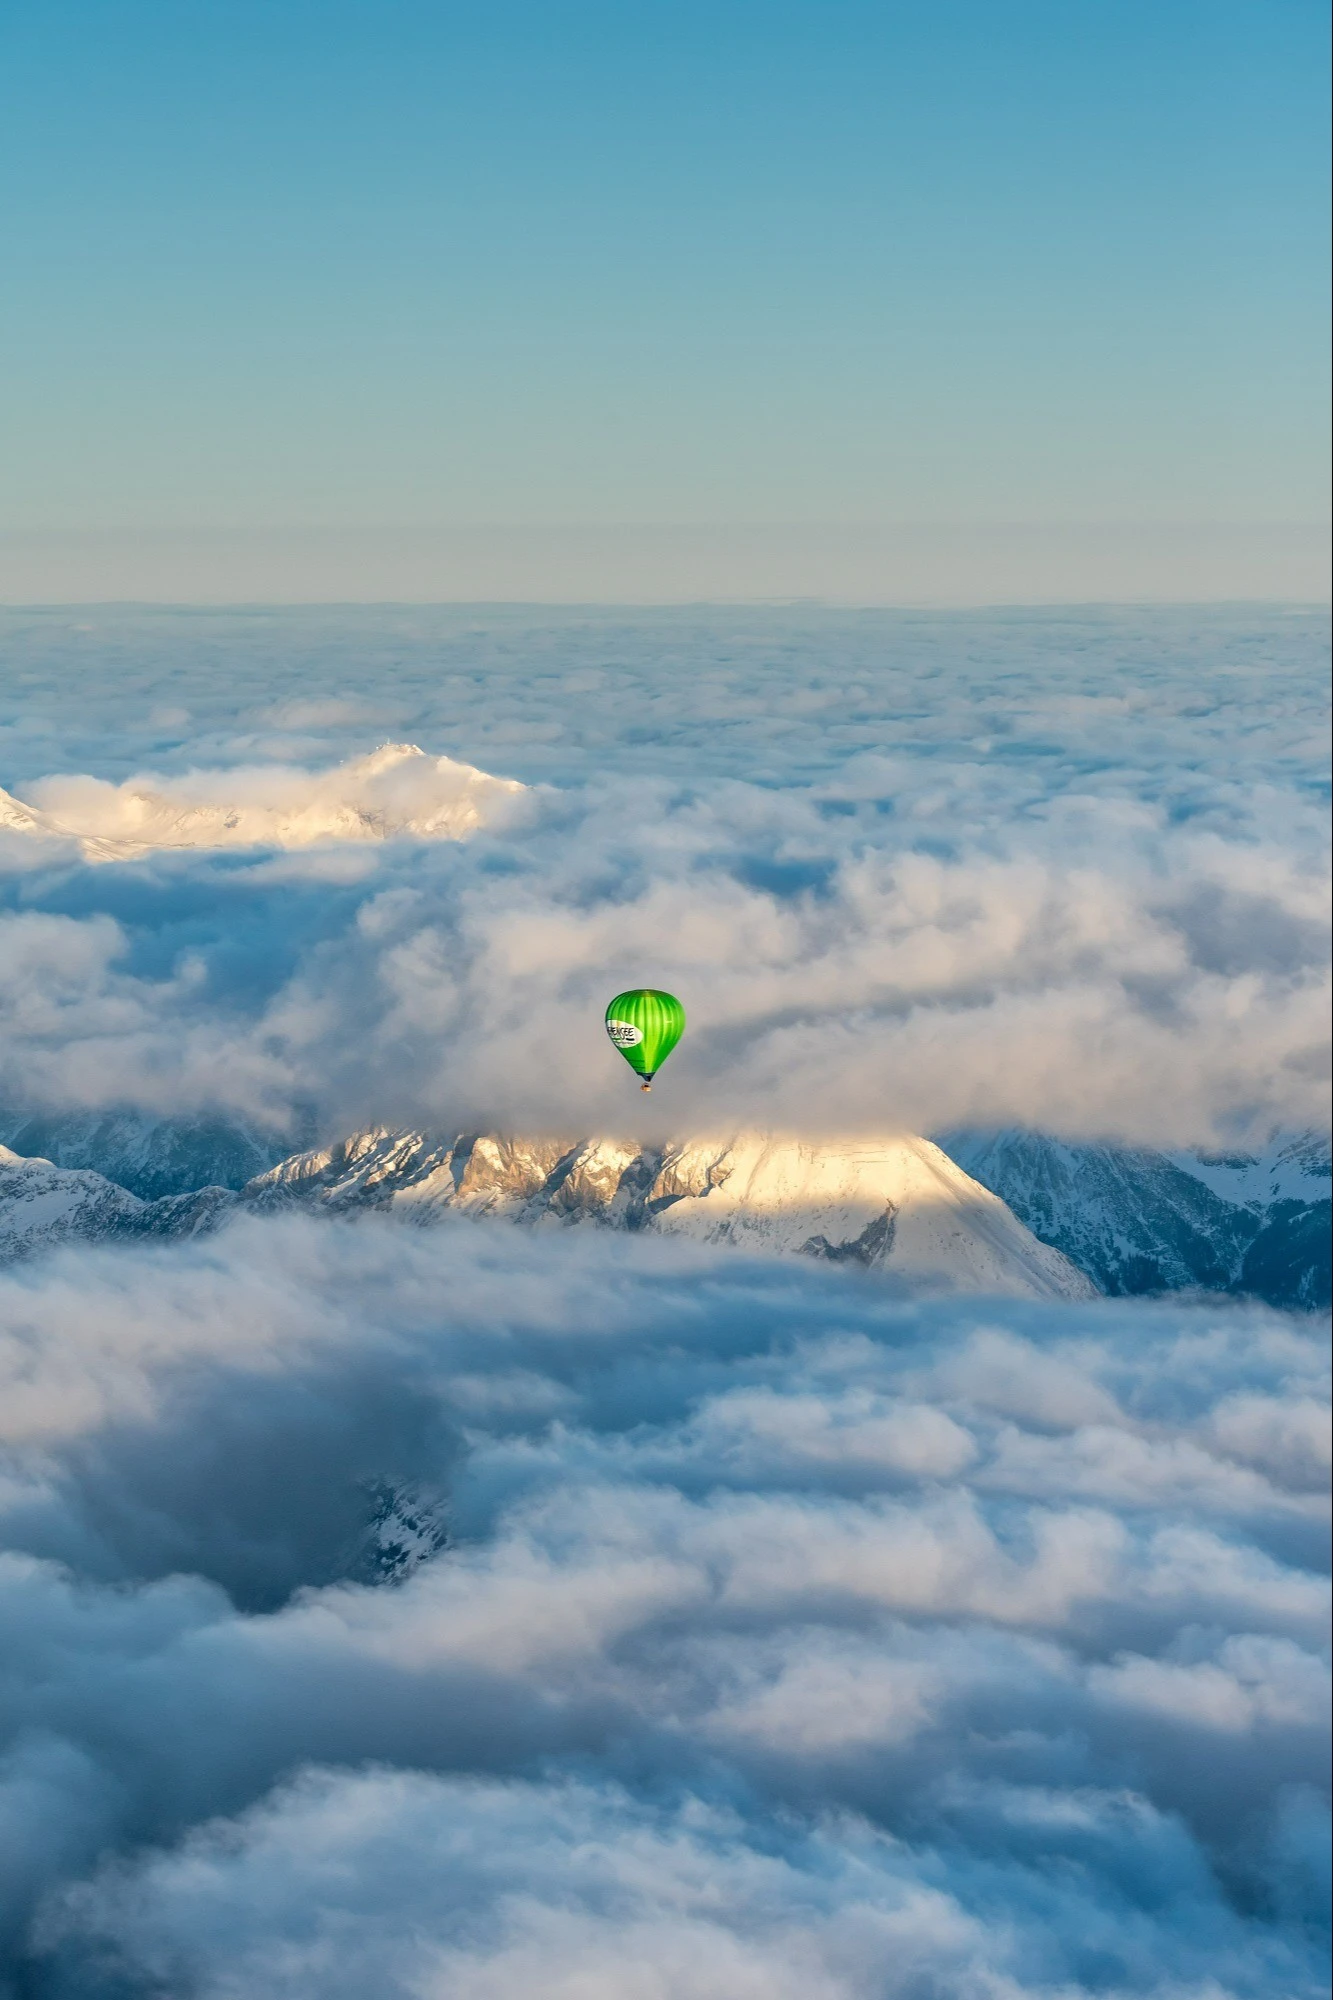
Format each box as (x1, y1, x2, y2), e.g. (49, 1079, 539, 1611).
(0, 1128, 1091, 1302)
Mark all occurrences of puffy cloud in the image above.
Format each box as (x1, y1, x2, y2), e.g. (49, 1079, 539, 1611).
(43, 1764, 1313, 2000)
(0, 1216, 1324, 1993)
(29, 1772, 1025, 2000)
(0, 909, 294, 1125)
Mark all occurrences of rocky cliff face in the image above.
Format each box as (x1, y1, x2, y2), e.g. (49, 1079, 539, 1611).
(342, 1480, 450, 1586)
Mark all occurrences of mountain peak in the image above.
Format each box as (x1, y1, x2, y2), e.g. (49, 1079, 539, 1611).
(0, 745, 525, 860)
(248, 1126, 1096, 1301)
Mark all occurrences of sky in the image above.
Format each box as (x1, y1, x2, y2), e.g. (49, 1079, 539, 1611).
(2, 0, 1329, 600)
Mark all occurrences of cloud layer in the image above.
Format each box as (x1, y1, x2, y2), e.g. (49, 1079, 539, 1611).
(1, 781, 1326, 1144)
(0, 1212, 1326, 1995)
(1, 605, 1327, 1148)
(0, 608, 1326, 1996)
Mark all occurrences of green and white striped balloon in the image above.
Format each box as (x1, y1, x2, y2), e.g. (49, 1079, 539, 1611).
(604, 989, 685, 1090)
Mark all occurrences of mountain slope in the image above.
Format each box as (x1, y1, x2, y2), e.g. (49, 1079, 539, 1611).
(0, 1146, 231, 1261)
(1238, 1197, 1333, 1311)
(0, 1110, 288, 1202)
(644, 1134, 1092, 1299)
(940, 1128, 1331, 1309)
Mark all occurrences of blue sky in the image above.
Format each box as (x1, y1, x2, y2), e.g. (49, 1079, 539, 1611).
(2, 0, 1328, 596)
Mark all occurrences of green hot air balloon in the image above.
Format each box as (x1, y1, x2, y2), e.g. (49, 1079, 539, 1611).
(605, 988, 685, 1091)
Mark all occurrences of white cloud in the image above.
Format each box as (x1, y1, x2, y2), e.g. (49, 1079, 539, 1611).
(40, 1772, 992, 2000)
(0, 768, 1326, 1145)
(0, 607, 1326, 1147)
(0, 1217, 1323, 1992)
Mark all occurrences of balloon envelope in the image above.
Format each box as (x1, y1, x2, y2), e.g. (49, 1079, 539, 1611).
(605, 989, 685, 1085)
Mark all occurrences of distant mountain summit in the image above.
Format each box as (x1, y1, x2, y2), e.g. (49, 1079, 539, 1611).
(0, 743, 523, 860)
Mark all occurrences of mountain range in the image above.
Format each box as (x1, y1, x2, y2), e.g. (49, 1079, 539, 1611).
(1, 1109, 1326, 1308)
(0, 1129, 1094, 1301)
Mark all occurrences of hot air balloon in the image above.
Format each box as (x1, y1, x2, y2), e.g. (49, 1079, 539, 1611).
(604, 989, 685, 1091)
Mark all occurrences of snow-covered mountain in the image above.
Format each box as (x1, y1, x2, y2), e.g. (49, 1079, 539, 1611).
(0, 1129, 1093, 1301)
(0, 1146, 230, 1261)
(247, 1127, 1095, 1300)
(0, 1110, 289, 1202)
(1166, 1131, 1331, 1209)
(940, 1128, 1331, 1310)
(5, 1114, 1324, 1309)
(0, 743, 523, 860)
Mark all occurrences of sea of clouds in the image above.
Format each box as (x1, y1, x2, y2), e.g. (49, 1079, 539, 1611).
(0, 604, 1328, 1148)
(1, 1216, 1329, 1996)
(0, 604, 1328, 1996)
